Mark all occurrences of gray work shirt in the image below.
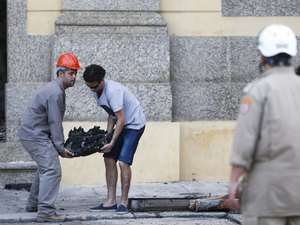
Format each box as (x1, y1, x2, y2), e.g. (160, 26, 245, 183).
(231, 66, 300, 217)
(18, 78, 66, 153)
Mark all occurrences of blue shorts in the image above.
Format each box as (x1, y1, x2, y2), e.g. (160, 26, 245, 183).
(103, 126, 145, 165)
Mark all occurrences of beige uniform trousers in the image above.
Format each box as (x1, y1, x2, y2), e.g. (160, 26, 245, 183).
(243, 216, 300, 225)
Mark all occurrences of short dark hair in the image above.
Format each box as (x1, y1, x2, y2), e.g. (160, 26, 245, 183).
(265, 53, 292, 66)
(83, 64, 106, 83)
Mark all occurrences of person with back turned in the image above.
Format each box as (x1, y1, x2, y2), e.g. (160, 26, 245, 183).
(229, 24, 300, 225)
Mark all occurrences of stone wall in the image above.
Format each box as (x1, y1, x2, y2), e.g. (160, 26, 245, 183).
(5, 0, 300, 130)
(222, 0, 300, 16)
(170, 36, 300, 121)
(4, 0, 300, 137)
(6, 0, 171, 143)
(2, 0, 172, 186)
(2, 0, 300, 186)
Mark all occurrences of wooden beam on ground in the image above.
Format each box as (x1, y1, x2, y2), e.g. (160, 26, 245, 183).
(189, 195, 240, 213)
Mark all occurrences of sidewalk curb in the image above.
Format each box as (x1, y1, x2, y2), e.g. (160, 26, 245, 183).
(0, 211, 238, 224)
(226, 214, 242, 224)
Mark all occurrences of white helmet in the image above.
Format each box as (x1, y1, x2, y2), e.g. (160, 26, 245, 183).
(258, 24, 297, 57)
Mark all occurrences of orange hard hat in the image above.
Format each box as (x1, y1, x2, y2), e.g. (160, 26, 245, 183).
(56, 53, 82, 70)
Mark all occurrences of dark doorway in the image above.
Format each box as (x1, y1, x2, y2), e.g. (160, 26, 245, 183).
(0, 0, 6, 141)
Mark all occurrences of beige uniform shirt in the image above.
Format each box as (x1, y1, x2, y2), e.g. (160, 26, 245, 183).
(231, 66, 300, 217)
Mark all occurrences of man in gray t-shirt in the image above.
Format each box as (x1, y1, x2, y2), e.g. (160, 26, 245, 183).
(83, 64, 145, 214)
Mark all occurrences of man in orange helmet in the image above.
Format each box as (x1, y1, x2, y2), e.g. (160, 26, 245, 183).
(17, 53, 81, 222)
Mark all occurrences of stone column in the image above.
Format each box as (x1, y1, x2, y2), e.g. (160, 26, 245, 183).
(53, 0, 172, 122)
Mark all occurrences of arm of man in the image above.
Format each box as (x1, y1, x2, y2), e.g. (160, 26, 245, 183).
(106, 115, 115, 133)
(228, 91, 263, 209)
(101, 109, 125, 153)
(48, 94, 74, 158)
(228, 165, 246, 209)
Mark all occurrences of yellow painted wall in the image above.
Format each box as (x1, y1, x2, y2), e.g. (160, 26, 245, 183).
(60, 121, 234, 185)
(180, 122, 234, 181)
(61, 122, 181, 185)
(27, 0, 300, 36)
(160, 0, 300, 36)
(27, 0, 61, 35)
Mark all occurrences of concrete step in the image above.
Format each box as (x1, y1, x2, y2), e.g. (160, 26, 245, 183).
(0, 161, 36, 188)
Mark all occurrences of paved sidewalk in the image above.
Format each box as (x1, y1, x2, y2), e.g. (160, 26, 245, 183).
(0, 181, 241, 224)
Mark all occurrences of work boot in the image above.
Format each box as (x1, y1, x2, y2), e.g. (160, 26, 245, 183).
(25, 205, 38, 212)
(35, 213, 66, 223)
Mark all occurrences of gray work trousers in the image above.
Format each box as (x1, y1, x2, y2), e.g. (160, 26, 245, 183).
(20, 140, 61, 216)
